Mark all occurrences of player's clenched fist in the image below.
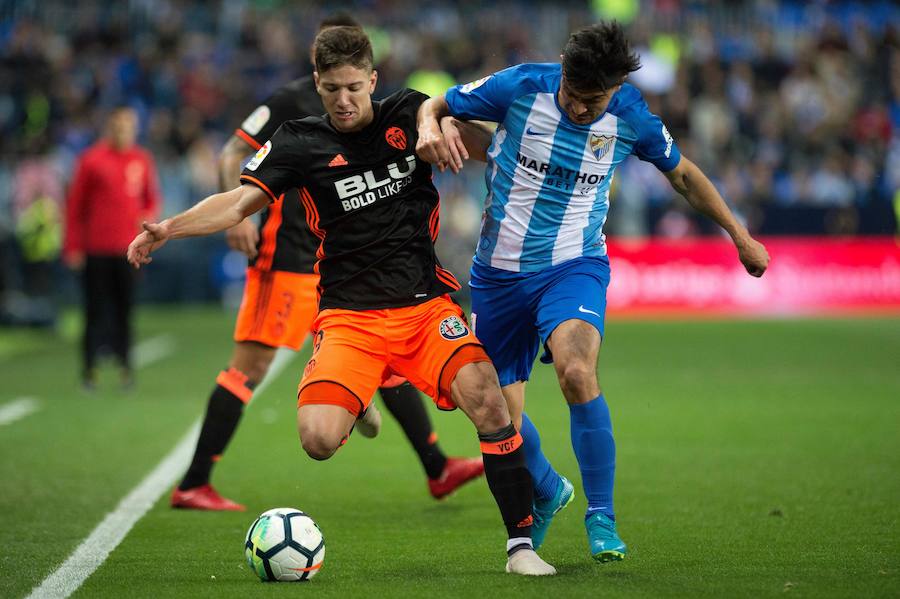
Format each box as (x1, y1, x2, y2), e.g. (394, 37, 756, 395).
(415, 120, 451, 172)
(437, 116, 470, 174)
(127, 221, 170, 268)
(736, 237, 770, 278)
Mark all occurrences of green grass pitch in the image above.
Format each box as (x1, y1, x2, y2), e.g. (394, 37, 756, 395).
(0, 307, 897, 598)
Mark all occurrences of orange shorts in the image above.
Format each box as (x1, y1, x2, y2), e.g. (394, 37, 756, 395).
(233, 267, 319, 350)
(297, 295, 491, 416)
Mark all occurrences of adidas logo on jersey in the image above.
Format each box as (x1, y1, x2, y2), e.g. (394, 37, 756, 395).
(328, 154, 348, 167)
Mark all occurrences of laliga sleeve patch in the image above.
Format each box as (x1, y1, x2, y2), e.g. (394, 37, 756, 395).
(460, 76, 490, 94)
(245, 140, 271, 171)
(439, 315, 470, 340)
(241, 105, 271, 136)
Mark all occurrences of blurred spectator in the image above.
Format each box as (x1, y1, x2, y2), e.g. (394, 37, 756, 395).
(63, 106, 160, 390)
(808, 147, 855, 207)
(9, 134, 63, 326)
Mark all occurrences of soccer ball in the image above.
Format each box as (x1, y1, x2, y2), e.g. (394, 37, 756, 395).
(244, 507, 325, 581)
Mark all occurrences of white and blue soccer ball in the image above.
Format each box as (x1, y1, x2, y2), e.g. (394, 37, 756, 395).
(244, 507, 325, 581)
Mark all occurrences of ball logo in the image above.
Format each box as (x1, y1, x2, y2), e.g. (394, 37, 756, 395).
(439, 316, 469, 340)
(385, 126, 407, 150)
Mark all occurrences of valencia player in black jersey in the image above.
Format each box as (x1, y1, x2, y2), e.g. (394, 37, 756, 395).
(171, 13, 483, 513)
(129, 25, 555, 576)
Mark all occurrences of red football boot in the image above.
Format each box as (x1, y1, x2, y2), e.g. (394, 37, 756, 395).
(428, 457, 485, 500)
(170, 484, 246, 511)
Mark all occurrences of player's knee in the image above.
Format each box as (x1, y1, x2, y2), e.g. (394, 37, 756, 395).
(454, 368, 490, 404)
(298, 429, 339, 461)
(296, 405, 348, 461)
(450, 360, 511, 429)
(458, 378, 509, 428)
(475, 395, 510, 430)
(301, 438, 337, 461)
(556, 360, 597, 400)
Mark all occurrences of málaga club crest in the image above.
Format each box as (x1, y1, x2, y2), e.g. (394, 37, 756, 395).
(590, 134, 614, 160)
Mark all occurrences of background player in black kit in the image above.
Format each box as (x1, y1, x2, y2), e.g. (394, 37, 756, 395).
(172, 14, 483, 512)
(129, 25, 555, 576)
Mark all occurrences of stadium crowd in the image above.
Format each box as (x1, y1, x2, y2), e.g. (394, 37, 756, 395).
(1, 0, 898, 316)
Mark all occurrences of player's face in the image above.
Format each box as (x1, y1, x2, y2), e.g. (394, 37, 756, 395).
(558, 77, 622, 125)
(315, 65, 378, 133)
(107, 109, 138, 149)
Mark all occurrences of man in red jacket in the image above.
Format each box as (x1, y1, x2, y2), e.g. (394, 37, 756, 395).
(64, 106, 160, 389)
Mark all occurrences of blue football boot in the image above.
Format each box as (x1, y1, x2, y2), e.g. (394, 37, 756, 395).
(531, 476, 575, 549)
(585, 511, 627, 562)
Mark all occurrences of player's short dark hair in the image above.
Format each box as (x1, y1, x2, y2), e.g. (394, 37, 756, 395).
(562, 21, 641, 93)
(318, 12, 360, 30)
(314, 26, 373, 73)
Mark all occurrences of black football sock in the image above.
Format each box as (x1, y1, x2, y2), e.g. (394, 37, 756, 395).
(179, 368, 254, 491)
(479, 423, 534, 554)
(379, 382, 447, 479)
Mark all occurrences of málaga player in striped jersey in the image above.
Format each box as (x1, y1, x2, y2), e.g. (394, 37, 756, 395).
(417, 21, 770, 562)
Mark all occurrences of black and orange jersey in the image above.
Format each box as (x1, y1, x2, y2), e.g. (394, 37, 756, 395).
(234, 76, 323, 273)
(239, 88, 460, 311)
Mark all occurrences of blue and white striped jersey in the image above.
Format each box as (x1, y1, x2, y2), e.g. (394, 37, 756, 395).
(445, 63, 681, 272)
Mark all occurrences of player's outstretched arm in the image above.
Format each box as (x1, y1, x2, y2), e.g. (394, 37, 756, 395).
(127, 184, 269, 269)
(416, 95, 454, 172)
(664, 156, 770, 277)
(218, 134, 261, 259)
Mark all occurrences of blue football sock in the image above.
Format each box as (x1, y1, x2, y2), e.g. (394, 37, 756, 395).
(569, 394, 616, 519)
(520, 412, 561, 501)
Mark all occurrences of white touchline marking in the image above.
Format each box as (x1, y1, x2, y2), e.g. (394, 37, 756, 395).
(132, 334, 178, 369)
(0, 397, 39, 426)
(26, 345, 301, 598)
(24, 420, 201, 599)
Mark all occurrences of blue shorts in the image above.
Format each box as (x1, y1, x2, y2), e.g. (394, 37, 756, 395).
(469, 255, 611, 387)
